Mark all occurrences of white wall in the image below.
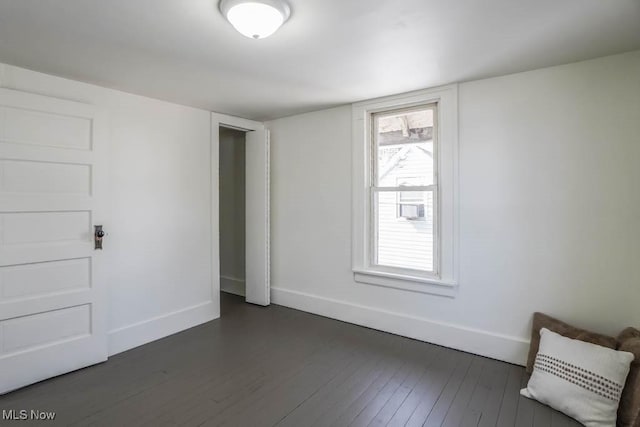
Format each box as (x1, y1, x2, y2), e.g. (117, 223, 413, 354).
(219, 127, 246, 296)
(0, 63, 217, 356)
(267, 50, 640, 365)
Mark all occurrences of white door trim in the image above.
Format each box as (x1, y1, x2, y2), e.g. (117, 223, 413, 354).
(244, 128, 270, 306)
(210, 113, 269, 306)
(213, 112, 264, 133)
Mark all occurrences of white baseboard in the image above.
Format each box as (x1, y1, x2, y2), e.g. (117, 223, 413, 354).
(221, 275, 245, 297)
(271, 287, 529, 366)
(108, 300, 218, 356)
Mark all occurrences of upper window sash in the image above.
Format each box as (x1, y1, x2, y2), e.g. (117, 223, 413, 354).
(371, 103, 437, 188)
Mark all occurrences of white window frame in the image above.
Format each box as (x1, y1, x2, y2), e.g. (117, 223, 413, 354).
(352, 85, 459, 297)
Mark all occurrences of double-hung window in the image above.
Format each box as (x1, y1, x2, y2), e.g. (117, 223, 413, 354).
(352, 86, 458, 296)
(372, 105, 437, 273)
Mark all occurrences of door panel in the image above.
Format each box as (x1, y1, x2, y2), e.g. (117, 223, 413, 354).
(245, 129, 270, 306)
(0, 159, 91, 195)
(1, 305, 91, 355)
(2, 211, 91, 245)
(0, 88, 107, 394)
(0, 258, 91, 301)
(0, 104, 92, 150)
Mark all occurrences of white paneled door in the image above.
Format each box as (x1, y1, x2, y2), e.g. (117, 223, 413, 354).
(0, 88, 107, 394)
(245, 129, 270, 306)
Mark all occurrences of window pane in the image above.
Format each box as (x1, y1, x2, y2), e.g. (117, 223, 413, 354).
(375, 108, 434, 187)
(374, 190, 434, 272)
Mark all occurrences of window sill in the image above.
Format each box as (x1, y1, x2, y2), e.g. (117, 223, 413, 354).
(353, 269, 458, 298)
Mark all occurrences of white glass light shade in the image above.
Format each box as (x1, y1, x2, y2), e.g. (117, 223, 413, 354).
(220, 0, 290, 39)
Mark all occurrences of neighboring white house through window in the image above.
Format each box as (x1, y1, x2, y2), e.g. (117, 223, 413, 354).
(351, 86, 458, 296)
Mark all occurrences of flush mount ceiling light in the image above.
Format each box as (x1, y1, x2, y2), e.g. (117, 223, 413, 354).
(219, 0, 291, 39)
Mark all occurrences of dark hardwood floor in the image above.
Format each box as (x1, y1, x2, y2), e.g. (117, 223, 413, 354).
(0, 293, 580, 427)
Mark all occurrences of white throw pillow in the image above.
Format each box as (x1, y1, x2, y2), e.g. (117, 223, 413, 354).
(521, 328, 634, 427)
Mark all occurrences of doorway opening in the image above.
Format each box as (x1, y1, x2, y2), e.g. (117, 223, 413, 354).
(213, 113, 270, 310)
(219, 126, 247, 299)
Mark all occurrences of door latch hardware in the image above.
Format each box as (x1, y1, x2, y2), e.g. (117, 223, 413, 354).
(94, 225, 105, 250)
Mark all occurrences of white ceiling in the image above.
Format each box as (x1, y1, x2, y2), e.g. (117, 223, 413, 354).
(0, 0, 639, 120)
